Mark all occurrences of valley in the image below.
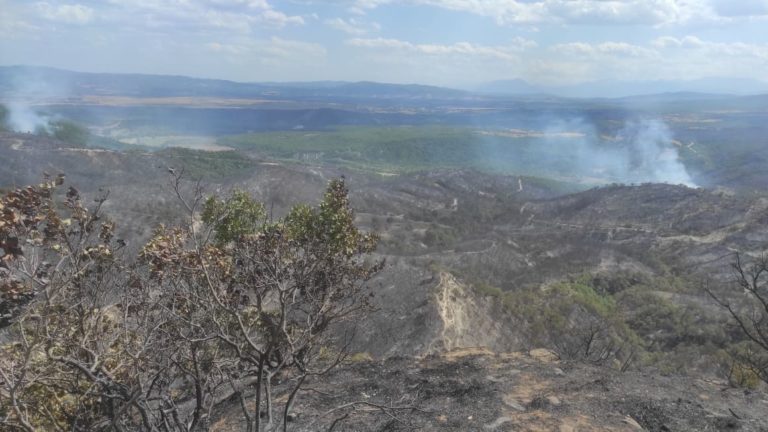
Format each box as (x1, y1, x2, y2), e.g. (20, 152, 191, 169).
(1, 67, 768, 431)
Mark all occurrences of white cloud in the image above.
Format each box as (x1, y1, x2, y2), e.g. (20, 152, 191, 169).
(261, 36, 326, 59)
(205, 37, 326, 60)
(343, 36, 543, 85)
(347, 37, 536, 61)
(35, 2, 94, 24)
(205, 41, 245, 55)
(259, 9, 305, 27)
(341, 32, 768, 85)
(348, 0, 768, 25)
(325, 17, 379, 35)
(652, 36, 768, 60)
(195, 36, 330, 80)
(652, 35, 706, 48)
(0, 2, 41, 38)
(4, 0, 768, 85)
(710, 0, 768, 17)
(98, 0, 303, 31)
(547, 37, 768, 83)
(552, 41, 656, 58)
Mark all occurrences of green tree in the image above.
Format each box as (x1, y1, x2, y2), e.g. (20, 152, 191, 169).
(201, 189, 265, 243)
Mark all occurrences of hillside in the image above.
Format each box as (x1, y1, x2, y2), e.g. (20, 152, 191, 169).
(211, 349, 768, 431)
(2, 124, 768, 430)
(2, 132, 765, 368)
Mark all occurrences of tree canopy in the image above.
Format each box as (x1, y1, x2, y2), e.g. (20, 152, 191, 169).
(0, 174, 382, 431)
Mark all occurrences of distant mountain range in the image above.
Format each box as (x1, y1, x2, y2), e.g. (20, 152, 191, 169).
(474, 77, 768, 98)
(1, 65, 767, 101)
(0, 66, 469, 102)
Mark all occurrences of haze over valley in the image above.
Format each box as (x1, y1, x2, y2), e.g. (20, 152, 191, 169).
(4, 65, 767, 190)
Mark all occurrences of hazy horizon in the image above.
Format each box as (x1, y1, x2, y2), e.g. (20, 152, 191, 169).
(2, 1, 768, 90)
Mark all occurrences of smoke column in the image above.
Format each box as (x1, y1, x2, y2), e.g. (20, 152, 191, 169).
(6, 101, 49, 133)
(617, 119, 694, 186)
(533, 117, 696, 187)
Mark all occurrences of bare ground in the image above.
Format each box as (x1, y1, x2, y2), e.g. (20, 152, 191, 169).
(210, 349, 768, 431)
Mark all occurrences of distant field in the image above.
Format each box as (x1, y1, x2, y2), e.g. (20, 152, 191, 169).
(217, 126, 681, 185)
(81, 95, 282, 107)
(117, 135, 233, 151)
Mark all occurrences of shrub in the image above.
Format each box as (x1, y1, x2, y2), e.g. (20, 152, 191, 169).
(0, 175, 383, 431)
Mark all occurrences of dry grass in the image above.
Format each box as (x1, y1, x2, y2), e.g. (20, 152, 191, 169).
(82, 95, 280, 107)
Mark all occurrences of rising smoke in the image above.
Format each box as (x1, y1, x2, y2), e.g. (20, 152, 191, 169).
(484, 117, 696, 187)
(614, 119, 694, 186)
(1, 67, 70, 133)
(5, 100, 50, 133)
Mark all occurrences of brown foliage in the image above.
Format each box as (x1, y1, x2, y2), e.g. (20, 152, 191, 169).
(0, 174, 383, 431)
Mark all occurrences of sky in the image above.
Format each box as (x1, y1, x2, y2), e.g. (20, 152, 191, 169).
(1, 0, 768, 87)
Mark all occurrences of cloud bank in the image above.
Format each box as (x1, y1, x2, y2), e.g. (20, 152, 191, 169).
(0, 0, 767, 85)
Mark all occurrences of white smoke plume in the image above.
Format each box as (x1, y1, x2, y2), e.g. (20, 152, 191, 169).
(6, 101, 50, 133)
(533, 117, 696, 187)
(615, 119, 694, 186)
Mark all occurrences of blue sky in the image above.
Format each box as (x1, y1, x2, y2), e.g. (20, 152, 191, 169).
(1, 0, 767, 86)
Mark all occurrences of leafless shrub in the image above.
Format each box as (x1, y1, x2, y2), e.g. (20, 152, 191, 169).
(708, 253, 768, 384)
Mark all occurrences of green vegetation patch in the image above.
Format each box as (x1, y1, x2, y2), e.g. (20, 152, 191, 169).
(218, 126, 607, 184)
(158, 148, 256, 179)
(466, 270, 744, 376)
(220, 126, 477, 170)
(28, 119, 92, 147)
